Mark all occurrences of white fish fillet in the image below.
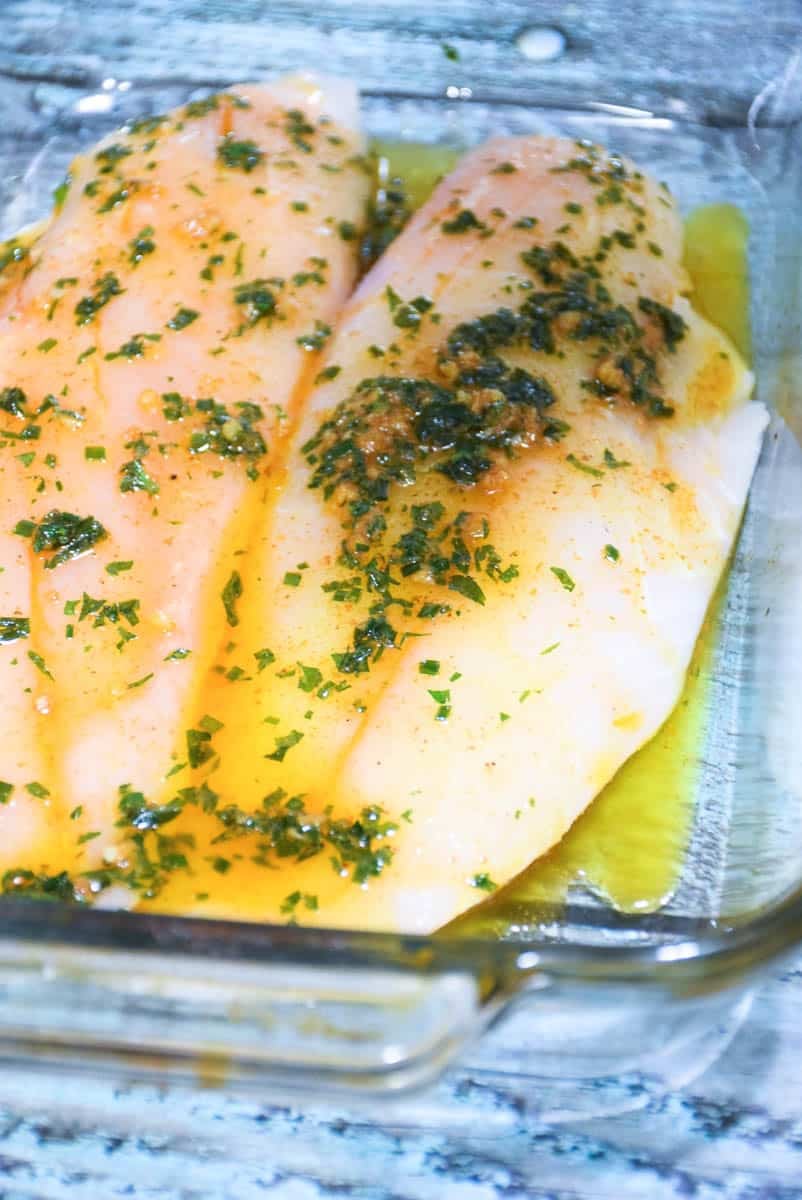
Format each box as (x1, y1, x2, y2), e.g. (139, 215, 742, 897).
(0, 75, 368, 880)
(199, 135, 767, 932)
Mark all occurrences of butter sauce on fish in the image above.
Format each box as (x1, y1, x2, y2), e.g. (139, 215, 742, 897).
(0, 114, 765, 933)
(0, 75, 368, 889)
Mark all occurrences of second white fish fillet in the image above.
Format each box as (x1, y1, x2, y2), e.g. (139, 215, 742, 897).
(194, 135, 767, 932)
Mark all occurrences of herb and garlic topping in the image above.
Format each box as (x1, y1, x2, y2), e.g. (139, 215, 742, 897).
(303, 140, 686, 686)
(0, 117, 754, 937)
(0, 79, 374, 915)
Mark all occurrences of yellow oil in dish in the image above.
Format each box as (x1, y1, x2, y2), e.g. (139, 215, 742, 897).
(369, 139, 461, 210)
(683, 203, 751, 362)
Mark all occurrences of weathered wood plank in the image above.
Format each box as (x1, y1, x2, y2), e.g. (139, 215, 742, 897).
(0, 0, 799, 123)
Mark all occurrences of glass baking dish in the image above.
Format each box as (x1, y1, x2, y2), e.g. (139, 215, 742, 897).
(0, 0, 801, 1123)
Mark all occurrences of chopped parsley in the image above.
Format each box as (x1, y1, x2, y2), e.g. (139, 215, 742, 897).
(428, 687, 451, 721)
(0, 617, 29, 644)
(637, 297, 687, 353)
(129, 227, 156, 265)
(550, 566, 576, 592)
(315, 365, 341, 384)
(21, 510, 107, 569)
(95, 143, 133, 173)
(75, 273, 124, 326)
(0, 387, 27, 417)
(184, 94, 219, 118)
(441, 209, 486, 235)
(188, 398, 266, 462)
(218, 136, 264, 172)
(166, 307, 199, 331)
(98, 184, 132, 214)
(296, 321, 332, 352)
(233, 279, 278, 328)
(120, 457, 159, 496)
(566, 452, 604, 478)
(27, 650, 54, 680)
(127, 673, 154, 690)
(221, 570, 242, 626)
(53, 177, 70, 208)
(449, 575, 486, 606)
(266, 729, 304, 762)
(104, 315, 148, 353)
(297, 663, 323, 692)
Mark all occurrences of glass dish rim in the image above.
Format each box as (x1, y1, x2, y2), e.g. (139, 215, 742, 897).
(2, 878, 801, 998)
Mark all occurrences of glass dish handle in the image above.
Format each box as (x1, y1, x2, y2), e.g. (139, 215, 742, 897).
(0, 931, 484, 1094)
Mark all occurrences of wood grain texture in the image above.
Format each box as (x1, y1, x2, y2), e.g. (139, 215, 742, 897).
(0, 0, 800, 123)
(0, 2, 800, 1196)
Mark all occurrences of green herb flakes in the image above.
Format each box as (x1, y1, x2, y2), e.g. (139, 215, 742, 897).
(0, 617, 29, 644)
(21, 510, 107, 569)
(75, 273, 124, 326)
(449, 575, 486, 606)
(221, 570, 243, 626)
(266, 729, 304, 762)
(27, 650, 54, 680)
(120, 458, 159, 496)
(550, 566, 576, 592)
(218, 136, 265, 172)
(441, 209, 485, 235)
(166, 307, 199, 331)
(566, 452, 604, 478)
(603, 448, 631, 469)
(297, 663, 323, 692)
